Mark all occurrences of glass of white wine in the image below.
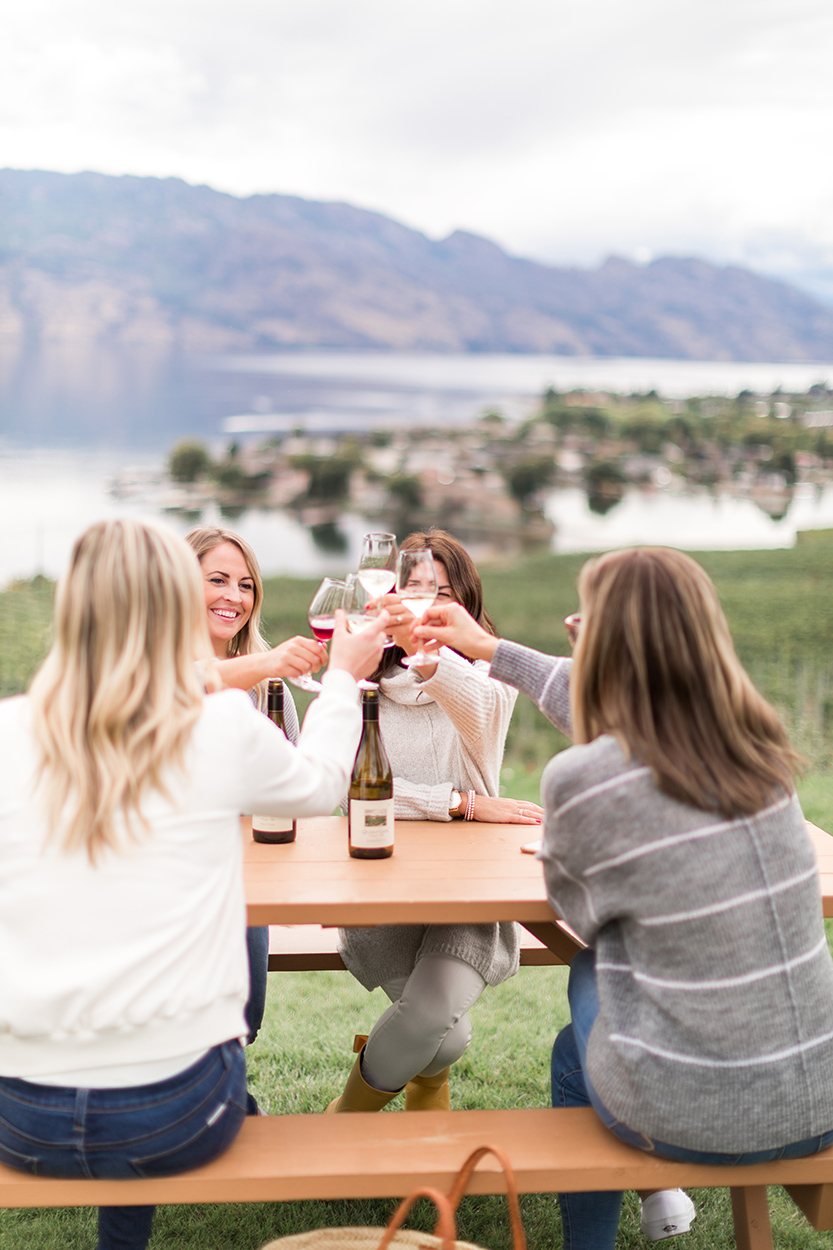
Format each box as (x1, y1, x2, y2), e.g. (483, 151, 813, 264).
(395, 548, 438, 668)
(357, 532, 398, 599)
(343, 575, 382, 691)
(358, 532, 398, 648)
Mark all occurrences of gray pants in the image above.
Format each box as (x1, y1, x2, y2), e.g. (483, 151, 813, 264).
(361, 953, 487, 1092)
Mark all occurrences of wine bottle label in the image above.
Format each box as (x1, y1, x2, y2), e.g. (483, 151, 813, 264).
(349, 798, 394, 849)
(252, 814, 295, 835)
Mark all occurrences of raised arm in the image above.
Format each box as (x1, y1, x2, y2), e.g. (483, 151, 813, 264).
(240, 613, 390, 817)
(214, 636, 327, 694)
(417, 603, 573, 737)
(417, 649, 518, 750)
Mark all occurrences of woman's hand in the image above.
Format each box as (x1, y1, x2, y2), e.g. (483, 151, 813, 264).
(327, 610, 390, 681)
(415, 602, 498, 663)
(468, 794, 543, 824)
(373, 593, 419, 655)
(267, 636, 328, 679)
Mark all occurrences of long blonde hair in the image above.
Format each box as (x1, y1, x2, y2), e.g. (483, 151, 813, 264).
(571, 547, 800, 816)
(186, 525, 271, 710)
(29, 520, 212, 861)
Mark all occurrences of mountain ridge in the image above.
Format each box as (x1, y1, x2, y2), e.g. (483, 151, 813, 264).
(1, 168, 832, 362)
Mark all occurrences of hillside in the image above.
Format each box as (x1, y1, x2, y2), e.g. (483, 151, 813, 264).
(2, 168, 833, 361)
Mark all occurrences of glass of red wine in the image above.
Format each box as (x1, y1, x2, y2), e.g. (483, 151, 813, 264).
(289, 578, 347, 693)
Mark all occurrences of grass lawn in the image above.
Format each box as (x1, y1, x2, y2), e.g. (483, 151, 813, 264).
(5, 969, 833, 1249)
(3, 542, 833, 1247)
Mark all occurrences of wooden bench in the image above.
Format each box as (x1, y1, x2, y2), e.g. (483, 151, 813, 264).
(267, 922, 583, 972)
(3, 1105, 832, 1250)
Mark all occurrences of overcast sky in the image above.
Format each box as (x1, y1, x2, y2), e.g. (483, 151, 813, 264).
(3, 0, 833, 295)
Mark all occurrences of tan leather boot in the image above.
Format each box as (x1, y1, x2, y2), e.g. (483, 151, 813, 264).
(404, 1066, 451, 1111)
(325, 1035, 400, 1113)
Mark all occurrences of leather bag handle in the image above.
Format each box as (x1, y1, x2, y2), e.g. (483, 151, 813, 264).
(441, 1146, 526, 1250)
(377, 1186, 458, 1250)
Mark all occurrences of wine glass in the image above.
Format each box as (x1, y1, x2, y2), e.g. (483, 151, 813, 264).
(358, 532, 398, 647)
(342, 575, 383, 691)
(357, 532, 398, 600)
(289, 577, 346, 693)
(395, 549, 438, 668)
(343, 574, 375, 635)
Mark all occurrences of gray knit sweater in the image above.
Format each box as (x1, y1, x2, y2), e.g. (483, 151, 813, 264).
(489, 640, 833, 1153)
(338, 648, 520, 990)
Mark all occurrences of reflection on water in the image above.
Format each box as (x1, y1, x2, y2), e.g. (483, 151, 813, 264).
(4, 447, 833, 588)
(4, 344, 833, 586)
(545, 483, 833, 553)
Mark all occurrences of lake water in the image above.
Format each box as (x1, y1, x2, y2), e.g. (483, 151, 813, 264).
(3, 347, 833, 585)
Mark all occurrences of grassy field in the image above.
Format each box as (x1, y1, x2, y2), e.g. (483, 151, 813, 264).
(3, 542, 833, 1248)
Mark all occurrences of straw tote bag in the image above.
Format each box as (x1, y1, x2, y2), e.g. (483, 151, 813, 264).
(258, 1146, 526, 1250)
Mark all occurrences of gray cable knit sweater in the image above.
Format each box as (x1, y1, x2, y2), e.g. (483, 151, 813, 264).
(338, 648, 521, 990)
(489, 639, 833, 1153)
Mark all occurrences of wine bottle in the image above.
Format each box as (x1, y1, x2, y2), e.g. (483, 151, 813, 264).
(348, 688, 394, 859)
(252, 679, 297, 844)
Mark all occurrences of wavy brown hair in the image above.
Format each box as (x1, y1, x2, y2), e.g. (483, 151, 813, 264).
(373, 529, 497, 681)
(29, 520, 211, 862)
(571, 546, 800, 816)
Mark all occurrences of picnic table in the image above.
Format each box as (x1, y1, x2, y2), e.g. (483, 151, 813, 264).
(244, 814, 584, 966)
(246, 817, 833, 968)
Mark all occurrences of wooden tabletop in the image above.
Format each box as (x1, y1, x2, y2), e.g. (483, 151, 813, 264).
(244, 816, 833, 925)
(244, 816, 554, 927)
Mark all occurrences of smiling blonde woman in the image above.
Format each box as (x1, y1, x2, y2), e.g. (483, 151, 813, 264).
(186, 525, 326, 721)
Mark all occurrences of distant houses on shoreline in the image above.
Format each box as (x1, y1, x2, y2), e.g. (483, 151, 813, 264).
(110, 382, 833, 552)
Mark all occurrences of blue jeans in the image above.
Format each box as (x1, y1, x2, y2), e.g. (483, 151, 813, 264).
(245, 925, 269, 1047)
(551, 949, 833, 1250)
(0, 1040, 247, 1250)
(245, 925, 269, 1115)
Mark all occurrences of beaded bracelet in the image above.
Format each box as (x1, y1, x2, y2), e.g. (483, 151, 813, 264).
(464, 789, 476, 821)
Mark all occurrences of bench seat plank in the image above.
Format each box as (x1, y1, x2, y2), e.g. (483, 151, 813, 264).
(267, 924, 576, 972)
(3, 1107, 833, 1216)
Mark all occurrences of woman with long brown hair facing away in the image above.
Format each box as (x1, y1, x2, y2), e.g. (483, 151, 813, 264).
(329, 529, 543, 1116)
(416, 547, 833, 1249)
(0, 519, 387, 1250)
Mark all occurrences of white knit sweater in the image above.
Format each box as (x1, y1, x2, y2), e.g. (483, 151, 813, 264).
(338, 649, 521, 989)
(0, 671, 361, 1086)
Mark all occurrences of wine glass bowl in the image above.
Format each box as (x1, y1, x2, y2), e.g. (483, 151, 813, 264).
(357, 532, 398, 600)
(290, 578, 347, 692)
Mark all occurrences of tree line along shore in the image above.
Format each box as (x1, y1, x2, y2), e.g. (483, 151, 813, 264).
(157, 381, 833, 544)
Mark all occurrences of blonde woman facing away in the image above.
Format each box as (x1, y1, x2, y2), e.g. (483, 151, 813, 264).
(329, 530, 542, 1118)
(0, 519, 387, 1250)
(417, 548, 833, 1249)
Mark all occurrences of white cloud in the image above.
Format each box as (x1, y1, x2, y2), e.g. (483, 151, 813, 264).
(2, 0, 833, 289)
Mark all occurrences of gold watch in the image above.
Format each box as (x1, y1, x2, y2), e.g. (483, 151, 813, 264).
(449, 789, 463, 818)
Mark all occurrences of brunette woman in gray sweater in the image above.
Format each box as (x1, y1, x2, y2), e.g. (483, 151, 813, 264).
(417, 547, 833, 1250)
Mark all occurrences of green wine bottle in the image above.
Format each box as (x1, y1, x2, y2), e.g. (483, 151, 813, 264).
(252, 679, 297, 845)
(348, 688, 394, 859)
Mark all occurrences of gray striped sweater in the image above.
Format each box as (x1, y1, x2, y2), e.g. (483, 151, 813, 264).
(489, 640, 833, 1153)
